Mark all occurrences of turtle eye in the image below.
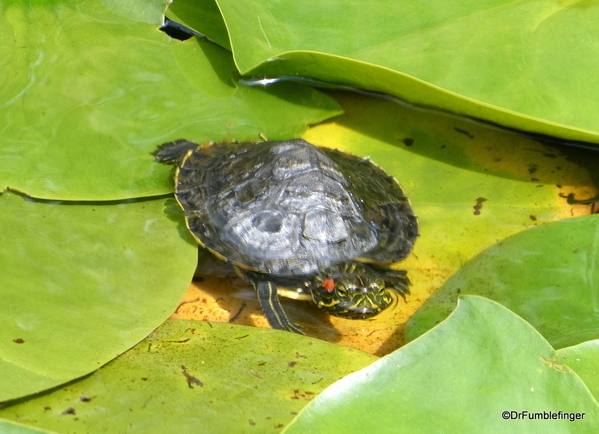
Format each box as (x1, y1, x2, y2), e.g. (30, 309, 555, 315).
(368, 277, 386, 293)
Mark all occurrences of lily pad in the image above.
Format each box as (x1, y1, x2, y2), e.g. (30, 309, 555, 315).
(558, 341, 599, 403)
(0, 420, 57, 434)
(167, 0, 231, 49)
(406, 213, 599, 349)
(0, 0, 341, 200)
(283, 296, 599, 433)
(214, 0, 599, 142)
(0, 320, 377, 434)
(0, 192, 197, 402)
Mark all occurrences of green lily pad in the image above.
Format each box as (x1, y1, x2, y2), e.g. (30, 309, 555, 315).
(558, 341, 599, 403)
(168, 0, 231, 49)
(0, 420, 57, 434)
(0, 320, 377, 434)
(406, 214, 599, 349)
(0, 0, 341, 200)
(214, 0, 599, 142)
(0, 192, 197, 402)
(283, 296, 599, 433)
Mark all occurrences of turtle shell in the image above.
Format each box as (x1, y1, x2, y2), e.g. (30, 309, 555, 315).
(158, 138, 417, 277)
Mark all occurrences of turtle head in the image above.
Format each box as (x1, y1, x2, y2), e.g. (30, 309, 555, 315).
(310, 264, 399, 319)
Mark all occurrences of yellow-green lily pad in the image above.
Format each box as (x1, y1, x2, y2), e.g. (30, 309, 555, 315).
(406, 214, 599, 349)
(0, 320, 377, 434)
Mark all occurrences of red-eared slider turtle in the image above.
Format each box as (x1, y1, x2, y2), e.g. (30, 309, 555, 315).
(154, 139, 418, 334)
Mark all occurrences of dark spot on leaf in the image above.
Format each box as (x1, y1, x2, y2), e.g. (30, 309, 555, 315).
(249, 419, 256, 426)
(79, 396, 92, 402)
(494, 158, 502, 162)
(402, 138, 414, 147)
(62, 408, 76, 415)
(275, 424, 284, 429)
(295, 352, 307, 359)
(454, 127, 474, 139)
(530, 215, 537, 221)
(288, 361, 298, 368)
(43, 407, 51, 411)
(473, 197, 487, 215)
(555, 166, 562, 170)
(573, 249, 579, 253)
(181, 365, 204, 388)
(235, 334, 249, 340)
(528, 164, 538, 174)
(168, 338, 190, 344)
(290, 389, 315, 401)
(12, 338, 25, 344)
(141, 377, 148, 381)
(530, 177, 539, 182)
(556, 184, 562, 188)
(258, 362, 266, 366)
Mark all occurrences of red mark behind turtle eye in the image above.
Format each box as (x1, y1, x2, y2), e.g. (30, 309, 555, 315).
(322, 278, 335, 293)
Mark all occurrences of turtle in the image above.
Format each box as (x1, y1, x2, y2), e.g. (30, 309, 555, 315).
(154, 138, 418, 334)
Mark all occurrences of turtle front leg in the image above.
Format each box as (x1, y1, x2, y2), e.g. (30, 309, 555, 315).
(372, 267, 411, 300)
(252, 280, 305, 334)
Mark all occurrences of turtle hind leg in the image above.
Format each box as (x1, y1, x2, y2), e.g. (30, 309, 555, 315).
(365, 202, 418, 263)
(253, 280, 305, 334)
(153, 139, 200, 164)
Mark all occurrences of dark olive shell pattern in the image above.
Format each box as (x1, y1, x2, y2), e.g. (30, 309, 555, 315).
(157, 139, 418, 277)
